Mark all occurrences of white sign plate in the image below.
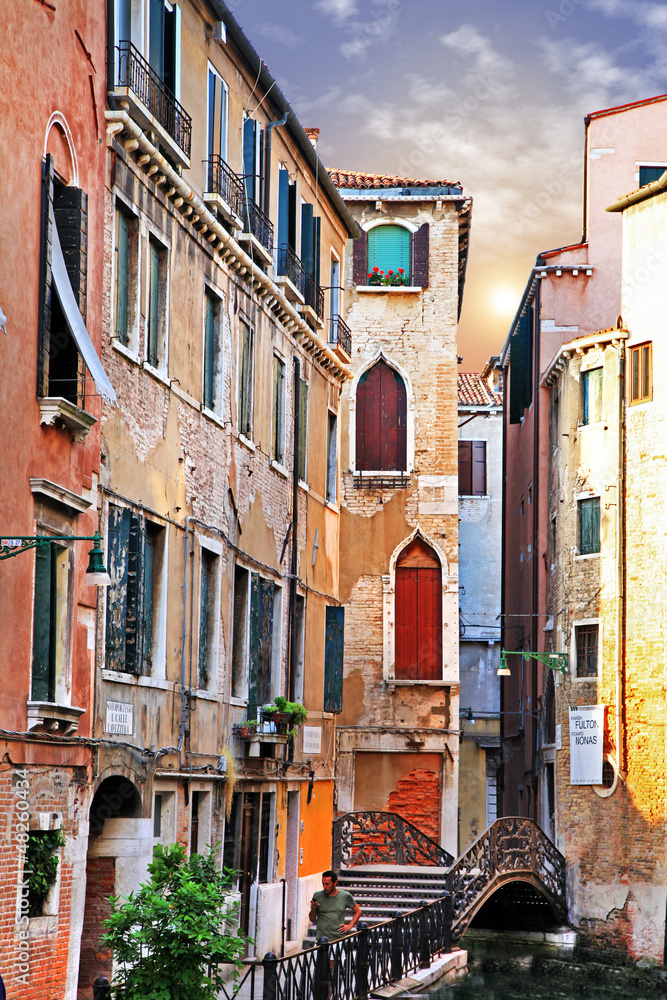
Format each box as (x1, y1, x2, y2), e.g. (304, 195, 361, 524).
(106, 701, 134, 735)
(569, 704, 604, 785)
(302, 726, 322, 754)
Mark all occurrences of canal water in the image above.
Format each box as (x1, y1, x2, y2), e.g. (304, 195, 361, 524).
(431, 956, 667, 1000)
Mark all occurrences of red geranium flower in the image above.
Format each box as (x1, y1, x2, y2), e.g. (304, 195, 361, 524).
(373, 266, 379, 273)
(388, 270, 394, 275)
(398, 268, 404, 273)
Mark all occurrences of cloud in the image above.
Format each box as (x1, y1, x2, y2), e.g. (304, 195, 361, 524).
(339, 5, 401, 61)
(440, 24, 514, 80)
(253, 22, 304, 49)
(589, 0, 667, 30)
(314, 0, 359, 24)
(536, 36, 654, 110)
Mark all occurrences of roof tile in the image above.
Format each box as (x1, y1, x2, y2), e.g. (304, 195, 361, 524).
(458, 373, 503, 407)
(328, 168, 462, 190)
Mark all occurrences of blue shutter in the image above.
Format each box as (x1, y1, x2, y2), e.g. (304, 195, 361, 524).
(368, 225, 410, 280)
(301, 203, 314, 276)
(277, 168, 290, 249)
(324, 607, 344, 714)
(243, 117, 257, 203)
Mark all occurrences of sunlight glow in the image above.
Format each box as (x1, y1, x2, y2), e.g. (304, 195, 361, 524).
(490, 286, 519, 317)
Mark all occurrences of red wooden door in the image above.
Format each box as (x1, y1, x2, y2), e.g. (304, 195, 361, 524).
(356, 359, 407, 471)
(395, 539, 442, 680)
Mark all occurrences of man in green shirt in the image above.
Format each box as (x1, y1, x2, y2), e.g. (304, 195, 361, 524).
(309, 870, 362, 941)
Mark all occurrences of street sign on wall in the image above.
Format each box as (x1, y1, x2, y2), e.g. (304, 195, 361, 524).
(105, 701, 134, 735)
(569, 704, 604, 784)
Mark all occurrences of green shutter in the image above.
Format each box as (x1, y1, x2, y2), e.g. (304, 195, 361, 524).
(199, 552, 214, 689)
(115, 209, 130, 345)
(148, 241, 160, 367)
(257, 579, 274, 708)
(124, 513, 146, 675)
(301, 203, 314, 277)
(106, 506, 132, 672)
(32, 543, 55, 703)
(579, 498, 600, 555)
(324, 606, 344, 714)
(298, 378, 308, 482)
(239, 320, 252, 436)
(203, 293, 215, 410)
(272, 356, 284, 463)
(368, 225, 410, 280)
(248, 573, 260, 719)
(277, 168, 290, 249)
(509, 311, 531, 424)
(141, 525, 155, 674)
(54, 185, 88, 321)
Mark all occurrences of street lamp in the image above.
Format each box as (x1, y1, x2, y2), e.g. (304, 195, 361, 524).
(0, 532, 111, 586)
(497, 649, 568, 677)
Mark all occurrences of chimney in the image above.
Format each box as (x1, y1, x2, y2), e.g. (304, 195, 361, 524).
(304, 128, 319, 150)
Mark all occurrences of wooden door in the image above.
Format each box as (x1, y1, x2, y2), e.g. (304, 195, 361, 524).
(395, 539, 441, 680)
(356, 359, 407, 471)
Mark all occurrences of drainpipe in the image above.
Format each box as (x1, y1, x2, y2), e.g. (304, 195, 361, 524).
(106, 0, 117, 110)
(500, 360, 508, 816)
(263, 113, 288, 218)
(178, 516, 191, 762)
(288, 360, 301, 704)
(530, 278, 542, 821)
(616, 343, 626, 776)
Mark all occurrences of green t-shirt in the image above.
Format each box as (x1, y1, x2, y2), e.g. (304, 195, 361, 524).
(312, 888, 356, 941)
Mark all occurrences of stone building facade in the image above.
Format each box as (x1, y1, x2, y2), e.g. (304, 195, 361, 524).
(330, 171, 472, 856)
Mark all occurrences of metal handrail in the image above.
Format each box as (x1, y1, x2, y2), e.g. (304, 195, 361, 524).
(115, 41, 192, 157)
(277, 244, 306, 296)
(205, 155, 245, 219)
(243, 198, 274, 253)
(329, 313, 351, 355)
(332, 811, 454, 870)
(304, 275, 324, 319)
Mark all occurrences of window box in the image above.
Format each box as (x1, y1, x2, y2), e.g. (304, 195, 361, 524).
(26, 702, 85, 736)
(38, 397, 97, 442)
(356, 285, 422, 294)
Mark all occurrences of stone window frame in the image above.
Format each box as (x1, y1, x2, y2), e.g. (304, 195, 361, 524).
(570, 618, 602, 681)
(195, 535, 223, 695)
(382, 528, 458, 686)
(348, 348, 416, 475)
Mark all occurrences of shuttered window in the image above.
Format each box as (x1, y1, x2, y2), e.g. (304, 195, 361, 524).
(297, 378, 308, 482)
(324, 606, 345, 713)
(630, 343, 651, 404)
(326, 412, 338, 503)
(368, 225, 411, 280)
(147, 240, 161, 368)
(272, 355, 285, 463)
(395, 539, 442, 680)
(198, 549, 217, 690)
(248, 575, 274, 719)
(207, 66, 228, 163)
(581, 368, 603, 425)
(578, 497, 600, 555)
(32, 543, 56, 703)
(243, 116, 263, 206)
(509, 309, 532, 424)
(203, 290, 221, 412)
(115, 208, 130, 345)
(356, 359, 407, 471)
(458, 440, 486, 496)
(238, 318, 253, 438)
(639, 165, 665, 187)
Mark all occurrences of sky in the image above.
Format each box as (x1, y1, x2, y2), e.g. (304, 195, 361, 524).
(229, 0, 667, 371)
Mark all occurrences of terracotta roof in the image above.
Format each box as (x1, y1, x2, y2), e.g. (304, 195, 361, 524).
(458, 373, 503, 408)
(328, 169, 462, 190)
(588, 92, 667, 121)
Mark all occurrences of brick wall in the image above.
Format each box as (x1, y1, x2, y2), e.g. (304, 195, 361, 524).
(76, 857, 114, 998)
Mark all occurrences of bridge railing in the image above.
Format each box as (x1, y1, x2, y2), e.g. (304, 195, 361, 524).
(448, 816, 566, 929)
(332, 811, 454, 870)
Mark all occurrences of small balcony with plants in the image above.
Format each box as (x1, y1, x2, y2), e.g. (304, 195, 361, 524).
(232, 697, 308, 756)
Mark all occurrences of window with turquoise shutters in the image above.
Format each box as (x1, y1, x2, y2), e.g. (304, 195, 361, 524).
(367, 225, 411, 281)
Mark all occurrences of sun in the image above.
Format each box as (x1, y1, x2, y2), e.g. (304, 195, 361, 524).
(490, 286, 519, 317)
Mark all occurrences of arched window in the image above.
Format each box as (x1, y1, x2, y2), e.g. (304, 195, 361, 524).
(368, 224, 411, 281)
(395, 538, 442, 680)
(356, 359, 407, 471)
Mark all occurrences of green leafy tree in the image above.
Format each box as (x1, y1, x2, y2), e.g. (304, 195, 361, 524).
(102, 843, 249, 1000)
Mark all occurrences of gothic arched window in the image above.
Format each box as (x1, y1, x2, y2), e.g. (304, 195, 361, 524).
(395, 538, 442, 680)
(356, 359, 407, 471)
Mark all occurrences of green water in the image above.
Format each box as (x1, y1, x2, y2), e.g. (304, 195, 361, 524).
(431, 957, 667, 1000)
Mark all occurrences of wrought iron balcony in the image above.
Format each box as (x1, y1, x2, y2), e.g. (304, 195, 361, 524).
(205, 155, 245, 221)
(329, 313, 352, 356)
(115, 41, 192, 159)
(304, 274, 324, 320)
(277, 244, 306, 297)
(242, 198, 274, 255)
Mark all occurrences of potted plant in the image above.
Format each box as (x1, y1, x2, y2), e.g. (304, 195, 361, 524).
(260, 697, 308, 734)
(233, 719, 259, 740)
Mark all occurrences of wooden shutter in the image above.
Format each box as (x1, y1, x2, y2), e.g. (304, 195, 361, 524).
(115, 208, 130, 344)
(38, 155, 55, 398)
(313, 216, 321, 285)
(239, 319, 252, 436)
(272, 355, 284, 462)
(257, 579, 274, 708)
(352, 231, 368, 285)
(580, 498, 600, 555)
(288, 180, 298, 251)
(395, 540, 442, 681)
(243, 117, 257, 203)
(277, 168, 290, 249)
(204, 293, 215, 410)
(148, 241, 160, 367)
(472, 441, 486, 496)
(458, 440, 472, 495)
(199, 553, 211, 689)
(32, 543, 55, 702)
(106, 505, 132, 672)
(54, 185, 88, 321)
(141, 525, 156, 675)
(301, 202, 314, 276)
(248, 573, 260, 719)
(412, 223, 429, 288)
(298, 378, 308, 481)
(324, 606, 345, 713)
(124, 513, 146, 675)
(356, 360, 407, 471)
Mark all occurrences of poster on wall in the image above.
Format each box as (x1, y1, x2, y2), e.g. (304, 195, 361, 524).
(569, 704, 604, 784)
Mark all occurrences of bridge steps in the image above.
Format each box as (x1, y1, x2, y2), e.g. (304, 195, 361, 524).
(338, 865, 450, 925)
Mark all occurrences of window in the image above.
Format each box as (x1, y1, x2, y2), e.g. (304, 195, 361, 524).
(458, 440, 486, 496)
(258, 794, 273, 883)
(301, 201, 321, 299)
(297, 377, 308, 482)
(509, 309, 533, 424)
(639, 165, 666, 187)
(575, 623, 599, 678)
(324, 606, 344, 713)
(238, 317, 253, 439)
(581, 368, 603, 425)
(198, 548, 219, 690)
(326, 412, 338, 503)
(32, 541, 70, 704)
(106, 506, 165, 675)
(147, 237, 168, 371)
(231, 567, 276, 717)
(293, 593, 305, 703)
(207, 64, 228, 166)
(578, 497, 600, 555)
(548, 383, 559, 449)
(356, 359, 407, 472)
(190, 790, 212, 855)
(114, 203, 139, 349)
(395, 538, 442, 680)
(272, 355, 285, 463)
(368, 224, 410, 281)
(148, 0, 178, 96)
(153, 790, 176, 845)
(242, 116, 264, 207)
(203, 290, 223, 413)
(630, 343, 651, 404)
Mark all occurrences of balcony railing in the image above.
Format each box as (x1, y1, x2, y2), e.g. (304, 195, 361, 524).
(304, 274, 324, 320)
(205, 155, 245, 219)
(277, 244, 306, 297)
(329, 313, 352, 356)
(242, 198, 274, 254)
(115, 41, 192, 158)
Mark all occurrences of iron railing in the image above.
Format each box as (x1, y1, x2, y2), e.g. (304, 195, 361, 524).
(277, 244, 306, 296)
(206, 155, 245, 219)
(115, 41, 192, 158)
(329, 313, 351, 355)
(304, 275, 325, 320)
(333, 811, 454, 870)
(447, 816, 567, 937)
(242, 198, 274, 254)
(217, 896, 452, 1000)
